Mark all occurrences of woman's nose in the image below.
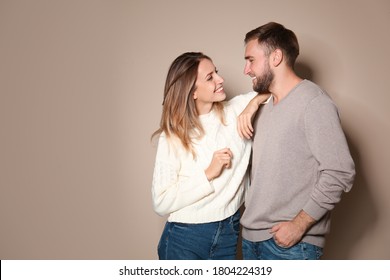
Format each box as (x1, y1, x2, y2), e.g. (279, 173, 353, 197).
(216, 73, 224, 84)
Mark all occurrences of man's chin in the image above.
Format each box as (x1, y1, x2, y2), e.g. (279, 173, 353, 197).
(253, 84, 270, 93)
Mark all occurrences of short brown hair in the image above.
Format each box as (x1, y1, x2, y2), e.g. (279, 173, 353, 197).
(245, 22, 299, 67)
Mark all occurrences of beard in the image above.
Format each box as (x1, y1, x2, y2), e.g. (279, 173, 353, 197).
(253, 63, 274, 93)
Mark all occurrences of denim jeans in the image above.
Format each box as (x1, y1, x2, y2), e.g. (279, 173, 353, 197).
(158, 211, 240, 260)
(242, 238, 323, 260)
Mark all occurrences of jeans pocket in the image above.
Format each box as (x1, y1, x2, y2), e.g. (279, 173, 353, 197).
(271, 238, 291, 250)
(269, 239, 323, 260)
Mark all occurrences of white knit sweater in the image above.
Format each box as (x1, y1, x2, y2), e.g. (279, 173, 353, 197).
(152, 91, 257, 223)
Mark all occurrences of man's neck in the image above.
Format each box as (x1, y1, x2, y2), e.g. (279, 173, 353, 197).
(271, 71, 302, 105)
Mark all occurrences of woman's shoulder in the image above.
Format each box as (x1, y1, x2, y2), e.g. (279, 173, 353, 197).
(226, 91, 258, 105)
(223, 91, 258, 115)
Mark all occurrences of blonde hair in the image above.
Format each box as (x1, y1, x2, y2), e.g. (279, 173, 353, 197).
(152, 52, 225, 157)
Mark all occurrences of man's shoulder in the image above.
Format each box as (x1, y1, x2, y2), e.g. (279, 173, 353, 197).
(299, 80, 325, 95)
(298, 80, 333, 104)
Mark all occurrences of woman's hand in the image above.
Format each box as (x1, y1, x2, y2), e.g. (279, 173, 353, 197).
(204, 148, 233, 181)
(238, 93, 271, 139)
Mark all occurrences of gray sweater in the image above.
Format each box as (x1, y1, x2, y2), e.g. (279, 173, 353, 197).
(241, 80, 355, 248)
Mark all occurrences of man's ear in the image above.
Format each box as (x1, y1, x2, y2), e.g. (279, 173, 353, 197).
(272, 49, 283, 67)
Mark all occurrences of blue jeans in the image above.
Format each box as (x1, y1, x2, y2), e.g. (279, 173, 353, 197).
(242, 238, 323, 260)
(158, 211, 240, 260)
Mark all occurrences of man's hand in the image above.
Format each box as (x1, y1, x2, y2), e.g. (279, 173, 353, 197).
(270, 210, 316, 248)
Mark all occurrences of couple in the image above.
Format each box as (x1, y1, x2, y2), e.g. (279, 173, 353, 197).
(151, 22, 355, 260)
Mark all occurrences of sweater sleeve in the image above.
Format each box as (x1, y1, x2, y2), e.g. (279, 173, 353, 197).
(303, 95, 355, 220)
(227, 91, 258, 115)
(152, 134, 215, 216)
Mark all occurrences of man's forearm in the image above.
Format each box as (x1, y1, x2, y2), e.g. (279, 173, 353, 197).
(292, 210, 316, 234)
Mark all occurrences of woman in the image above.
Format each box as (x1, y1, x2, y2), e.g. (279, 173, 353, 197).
(151, 52, 269, 259)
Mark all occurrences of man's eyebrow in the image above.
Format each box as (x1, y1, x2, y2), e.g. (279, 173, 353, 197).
(244, 55, 253, 60)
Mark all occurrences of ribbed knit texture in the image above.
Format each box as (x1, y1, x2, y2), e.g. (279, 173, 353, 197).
(152, 91, 257, 223)
(241, 80, 355, 247)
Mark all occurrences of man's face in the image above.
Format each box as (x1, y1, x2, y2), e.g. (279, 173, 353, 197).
(244, 39, 274, 93)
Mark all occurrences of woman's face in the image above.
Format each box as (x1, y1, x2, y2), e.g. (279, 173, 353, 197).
(193, 59, 225, 115)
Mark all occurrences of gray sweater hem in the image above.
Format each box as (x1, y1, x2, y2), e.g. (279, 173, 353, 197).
(242, 228, 326, 248)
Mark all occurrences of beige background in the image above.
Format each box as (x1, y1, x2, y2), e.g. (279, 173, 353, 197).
(1, 0, 389, 259)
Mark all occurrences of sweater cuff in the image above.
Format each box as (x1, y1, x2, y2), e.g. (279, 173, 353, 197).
(303, 198, 328, 221)
(196, 169, 215, 194)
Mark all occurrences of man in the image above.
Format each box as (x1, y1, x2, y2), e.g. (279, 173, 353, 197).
(238, 22, 355, 260)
